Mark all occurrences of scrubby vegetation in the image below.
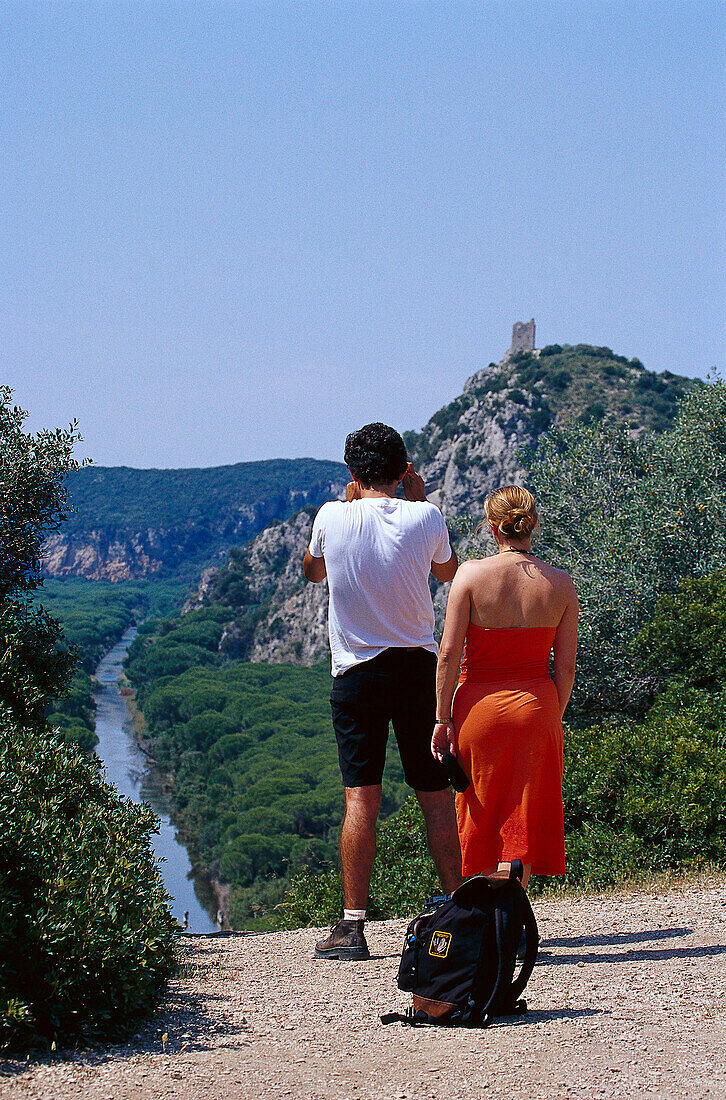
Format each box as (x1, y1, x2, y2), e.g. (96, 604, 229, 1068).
(526, 377, 726, 723)
(63, 459, 346, 535)
(279, 569, 726, 925)
(0, 389, 178, 1050)
(406, 345, 699, 466)
(120, 371, 724, 930)
(51, 458, 347, 583)
(0, 717, 177, 1048)
(277, 377, 726, 923)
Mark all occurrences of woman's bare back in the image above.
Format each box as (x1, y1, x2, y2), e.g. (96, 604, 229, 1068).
(462, 552, 575, 630)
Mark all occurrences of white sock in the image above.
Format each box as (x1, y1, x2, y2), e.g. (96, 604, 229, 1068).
(344, 908, 366, 922)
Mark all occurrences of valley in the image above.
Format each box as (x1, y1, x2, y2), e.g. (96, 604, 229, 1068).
(39, 335, 721, 932)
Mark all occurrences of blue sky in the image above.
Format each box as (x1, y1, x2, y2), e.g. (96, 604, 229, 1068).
(4, 1, 724, 468)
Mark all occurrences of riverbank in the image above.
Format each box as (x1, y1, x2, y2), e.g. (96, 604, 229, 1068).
(92, 631, 217, 933)
(117, 672, 229, 926)
(4, 876, 725, 1099)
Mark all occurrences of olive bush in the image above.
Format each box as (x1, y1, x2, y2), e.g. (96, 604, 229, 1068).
(0, 715, 178, 1049)
(0, 388, 85, 725)
(526, 376, 726, 722)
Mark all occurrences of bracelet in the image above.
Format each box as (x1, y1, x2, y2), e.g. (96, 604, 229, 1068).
(435, 717, 452, 724)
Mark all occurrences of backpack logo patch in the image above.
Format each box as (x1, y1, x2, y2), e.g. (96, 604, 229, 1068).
(429, 931, 452, 958)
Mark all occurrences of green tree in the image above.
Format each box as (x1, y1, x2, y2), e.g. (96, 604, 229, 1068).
(0, 392, 179, 1049)
(0, 389, 85, 724)
(526, 377, 726, 722)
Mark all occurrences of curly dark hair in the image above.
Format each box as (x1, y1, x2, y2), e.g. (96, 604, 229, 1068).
(344, 422, 408, 488)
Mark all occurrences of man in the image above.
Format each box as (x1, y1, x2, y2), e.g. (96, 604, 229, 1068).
(303, 421, 462, 961)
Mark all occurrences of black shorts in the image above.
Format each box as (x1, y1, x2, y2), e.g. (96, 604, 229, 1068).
(330, 647, 448, 792)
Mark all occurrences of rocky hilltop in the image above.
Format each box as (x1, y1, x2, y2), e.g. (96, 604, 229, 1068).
(186, 336, 699, 664)
(44, 459, 347, 581)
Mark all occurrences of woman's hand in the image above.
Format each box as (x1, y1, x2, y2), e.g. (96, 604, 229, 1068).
(431, 719, 456, 762)
(346, 480, 362, 502)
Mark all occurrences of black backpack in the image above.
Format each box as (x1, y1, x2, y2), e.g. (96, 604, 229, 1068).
(382, 861, 538, 1028)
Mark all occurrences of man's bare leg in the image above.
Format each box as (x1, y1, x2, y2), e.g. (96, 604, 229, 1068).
(340, 784, 381, 909)
(416, 788, 464, 894)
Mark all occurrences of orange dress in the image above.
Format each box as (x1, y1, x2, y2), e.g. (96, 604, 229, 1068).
(453, 625, 565, 876)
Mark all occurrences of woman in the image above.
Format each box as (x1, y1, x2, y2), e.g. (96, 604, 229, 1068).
(431, 486, 578, 888)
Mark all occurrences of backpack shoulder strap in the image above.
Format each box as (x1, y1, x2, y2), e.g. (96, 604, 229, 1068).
(510, 889, 539, 1003)
(463, 898, 511, 1027)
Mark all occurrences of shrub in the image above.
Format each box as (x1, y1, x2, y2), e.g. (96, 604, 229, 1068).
(526, 377, 726, 722)
(634, 570, 726, 701)
(276, 865, 343, 929)
(561, 706, 726, 886)
(368, 797, 441, 916)
(0, 389, 84, 726)
(0, 715, 178, 1049)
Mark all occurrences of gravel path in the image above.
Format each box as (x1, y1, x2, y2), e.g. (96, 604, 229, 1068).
(3, 878, 725, 1099)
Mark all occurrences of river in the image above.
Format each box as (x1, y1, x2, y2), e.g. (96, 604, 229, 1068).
(93, 627, 218, 933)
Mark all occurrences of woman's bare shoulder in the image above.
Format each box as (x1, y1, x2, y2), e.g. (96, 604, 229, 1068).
(457, 556, 496, 577)
(536, 558, 577, 595)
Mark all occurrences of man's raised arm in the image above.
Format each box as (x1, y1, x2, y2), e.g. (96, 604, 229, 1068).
(402, 462, 458, 583)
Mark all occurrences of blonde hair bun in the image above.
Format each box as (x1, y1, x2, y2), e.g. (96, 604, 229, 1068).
(484, 485, 538, 539)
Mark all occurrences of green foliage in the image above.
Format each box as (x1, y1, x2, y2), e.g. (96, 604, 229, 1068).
(526, 377, 726, 722)
(561, 705, 725, 887)
(277, 797, 440, 928)
(0, 389, 84, 603)
(281, 384, 726, 926)
(276, 865, 343, 930)
(0, 389, 85, 726)
(368, 798, 441, 917)
(282, 688, 726, 923)
(56, 459, 347, 583)
(635, 570, 726, 705)
(34, 577, 188, 750)
(0, 713, 178, 1049)
(0, 394, 181, 1049)
(124, 613, 409, 925)
(63, 459, 347, 535)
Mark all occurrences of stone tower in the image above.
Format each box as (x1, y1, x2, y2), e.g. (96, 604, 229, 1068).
(508, 319, 535, 356)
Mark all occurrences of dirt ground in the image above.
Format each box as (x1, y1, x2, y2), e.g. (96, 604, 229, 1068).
(2, 878, 725, 1100)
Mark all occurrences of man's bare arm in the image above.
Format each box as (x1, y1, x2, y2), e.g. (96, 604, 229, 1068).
(431, 549, 458, 583)
(303, 548, 327, 583)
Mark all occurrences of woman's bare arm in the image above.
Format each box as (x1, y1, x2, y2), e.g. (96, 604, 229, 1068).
(432, 566, 472, 760)
(553, 580, 579, 717)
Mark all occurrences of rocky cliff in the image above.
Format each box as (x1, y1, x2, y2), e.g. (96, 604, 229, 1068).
(187, 340, 700, 665)
(188, 509, 332, 666)
(44, 459, 347, 581)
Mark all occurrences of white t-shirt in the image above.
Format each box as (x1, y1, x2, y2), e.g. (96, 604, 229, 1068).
(309, 498, 453, 677)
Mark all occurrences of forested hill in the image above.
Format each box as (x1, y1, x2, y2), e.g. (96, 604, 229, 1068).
(184, 343, 701, 665)
(43, 458, 347, 581)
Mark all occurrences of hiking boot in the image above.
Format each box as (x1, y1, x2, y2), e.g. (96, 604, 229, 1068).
(315, 919, 370, 961)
